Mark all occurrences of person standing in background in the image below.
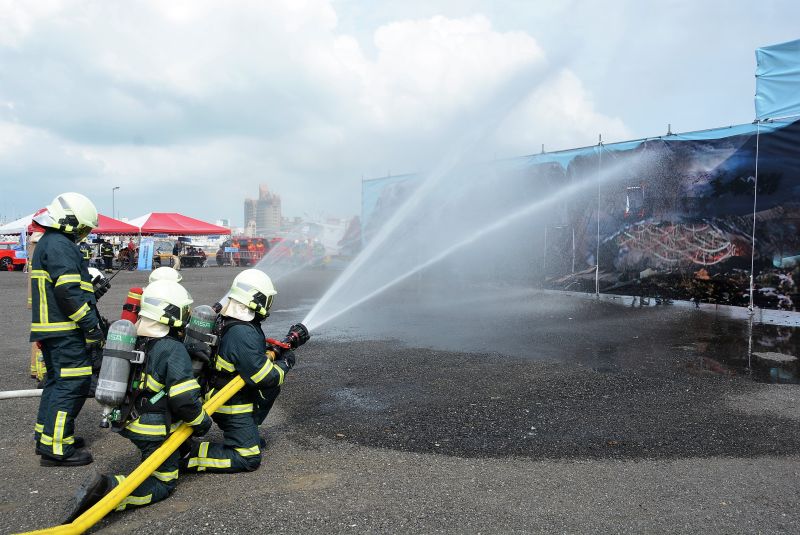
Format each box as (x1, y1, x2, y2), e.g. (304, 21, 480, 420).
(127, 237, 137, 270)
(172, 241, 182, 271)
(100, 241, 114, 273)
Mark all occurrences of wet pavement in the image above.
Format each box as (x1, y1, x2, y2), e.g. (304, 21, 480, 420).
(309, 280, 800, 384)
(0, 266, 799, 534)
(290, 277, 800, 460)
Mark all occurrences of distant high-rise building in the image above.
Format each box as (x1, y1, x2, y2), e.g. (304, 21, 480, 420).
(244, 184, 282, 236)
(244, 199, 257, 231)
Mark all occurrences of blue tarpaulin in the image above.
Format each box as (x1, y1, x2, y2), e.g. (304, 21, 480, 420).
(755, 38, 800, 120)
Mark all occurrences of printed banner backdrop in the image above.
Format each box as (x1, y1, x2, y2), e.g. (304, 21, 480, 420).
(361, 118, 800, 310)
(137, 238, 154, 271)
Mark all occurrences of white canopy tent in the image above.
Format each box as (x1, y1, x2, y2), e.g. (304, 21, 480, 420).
(0, 214, 33, 235)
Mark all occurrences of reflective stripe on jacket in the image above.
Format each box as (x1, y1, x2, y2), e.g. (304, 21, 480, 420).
(122, 336, 206, 440)
(30, 230, 99, 341)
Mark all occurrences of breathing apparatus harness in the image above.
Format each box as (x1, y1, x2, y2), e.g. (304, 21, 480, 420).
(104, 333, 184, 431)
(203, 316, 257, 394)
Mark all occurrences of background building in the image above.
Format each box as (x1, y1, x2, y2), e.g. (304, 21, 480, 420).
(244, 184, 282, 236)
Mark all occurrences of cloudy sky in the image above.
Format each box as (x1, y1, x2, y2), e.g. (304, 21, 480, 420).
(1, 0, 798, 225)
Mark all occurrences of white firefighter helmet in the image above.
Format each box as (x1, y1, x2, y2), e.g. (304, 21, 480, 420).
(33, 192, 98, 240)
(149, 266, 183, 284)
(139, 280, 193, 328)
(227, 269, 276, 319)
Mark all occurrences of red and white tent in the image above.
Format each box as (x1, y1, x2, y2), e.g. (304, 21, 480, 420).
(128, 213, 231, 236)
(94, 215, 139, 235)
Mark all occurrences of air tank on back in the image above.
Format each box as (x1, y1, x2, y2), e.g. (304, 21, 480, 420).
(96, 319, 137, 427)
(185, 305, 218, 374)
(121, 287, 143, 323)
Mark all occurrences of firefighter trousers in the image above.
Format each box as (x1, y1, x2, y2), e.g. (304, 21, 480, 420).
(35, 333, 91, 459)
(108, 437, 179, 510)
(185, 387, 280, 473)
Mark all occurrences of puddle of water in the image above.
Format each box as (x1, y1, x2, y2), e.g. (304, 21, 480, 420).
(680, 318, 799, 384)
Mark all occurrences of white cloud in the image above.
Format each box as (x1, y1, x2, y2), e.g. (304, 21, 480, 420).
(496, 69, 631, 156)
(362, 15, 544, 126)
(0, 0, 67, 47)
(0, 1, 628, 223)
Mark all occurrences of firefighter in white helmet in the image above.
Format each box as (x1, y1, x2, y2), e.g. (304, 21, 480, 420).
(65, 280, 212, 520)
(30, 192, 104, 466)
(183, 269, 298, 473)
(149, 266, 183, 284)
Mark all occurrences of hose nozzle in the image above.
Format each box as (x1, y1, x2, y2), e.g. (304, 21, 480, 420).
(284, 323, 310, 349)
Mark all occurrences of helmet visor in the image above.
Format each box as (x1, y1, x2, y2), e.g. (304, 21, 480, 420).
(75, 225, 92, 241)
(162, 302, 192, 326)
(180, 304, 191, 325)
(250, 291, 273, 318)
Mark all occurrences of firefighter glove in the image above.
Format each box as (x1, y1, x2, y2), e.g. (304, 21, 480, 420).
(93, 277, 111, 300)
(84, 325, 105, 366)
(278, 349, 296, 370)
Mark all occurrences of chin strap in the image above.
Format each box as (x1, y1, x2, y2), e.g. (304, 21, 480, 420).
(158, 316, 184, 328)
(247, 300, 268, 318)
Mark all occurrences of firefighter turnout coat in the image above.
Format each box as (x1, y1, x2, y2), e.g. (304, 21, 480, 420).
(185, 319, 291, 472)
(30, 230, 100, 341)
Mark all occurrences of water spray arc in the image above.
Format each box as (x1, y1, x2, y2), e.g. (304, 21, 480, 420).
(304, 63, 557, 332)
(303, 156, 641, 331)
(304, 117, 755, 334)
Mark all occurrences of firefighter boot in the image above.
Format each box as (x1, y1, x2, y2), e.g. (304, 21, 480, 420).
(40, 448, 93, 467)
(63, 471, 110, 523)
(36, 436, 86, 456)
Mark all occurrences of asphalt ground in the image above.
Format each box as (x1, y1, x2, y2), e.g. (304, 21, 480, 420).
(0, 266, 798, 534)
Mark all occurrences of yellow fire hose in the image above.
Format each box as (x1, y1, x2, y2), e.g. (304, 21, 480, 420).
(18, 375, 246, 535)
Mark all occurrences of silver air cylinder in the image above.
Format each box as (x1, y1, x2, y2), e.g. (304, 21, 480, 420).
(95, 319, 137, 426)
(185, 305, 217, 374)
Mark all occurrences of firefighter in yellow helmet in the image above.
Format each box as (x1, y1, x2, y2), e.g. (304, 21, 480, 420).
(182, 269, 303, 472)
(30, 192, 104, 466)
(65, 280, 212, 520)
(100, 240, 115, 273)
(78, 238, 92, 266)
